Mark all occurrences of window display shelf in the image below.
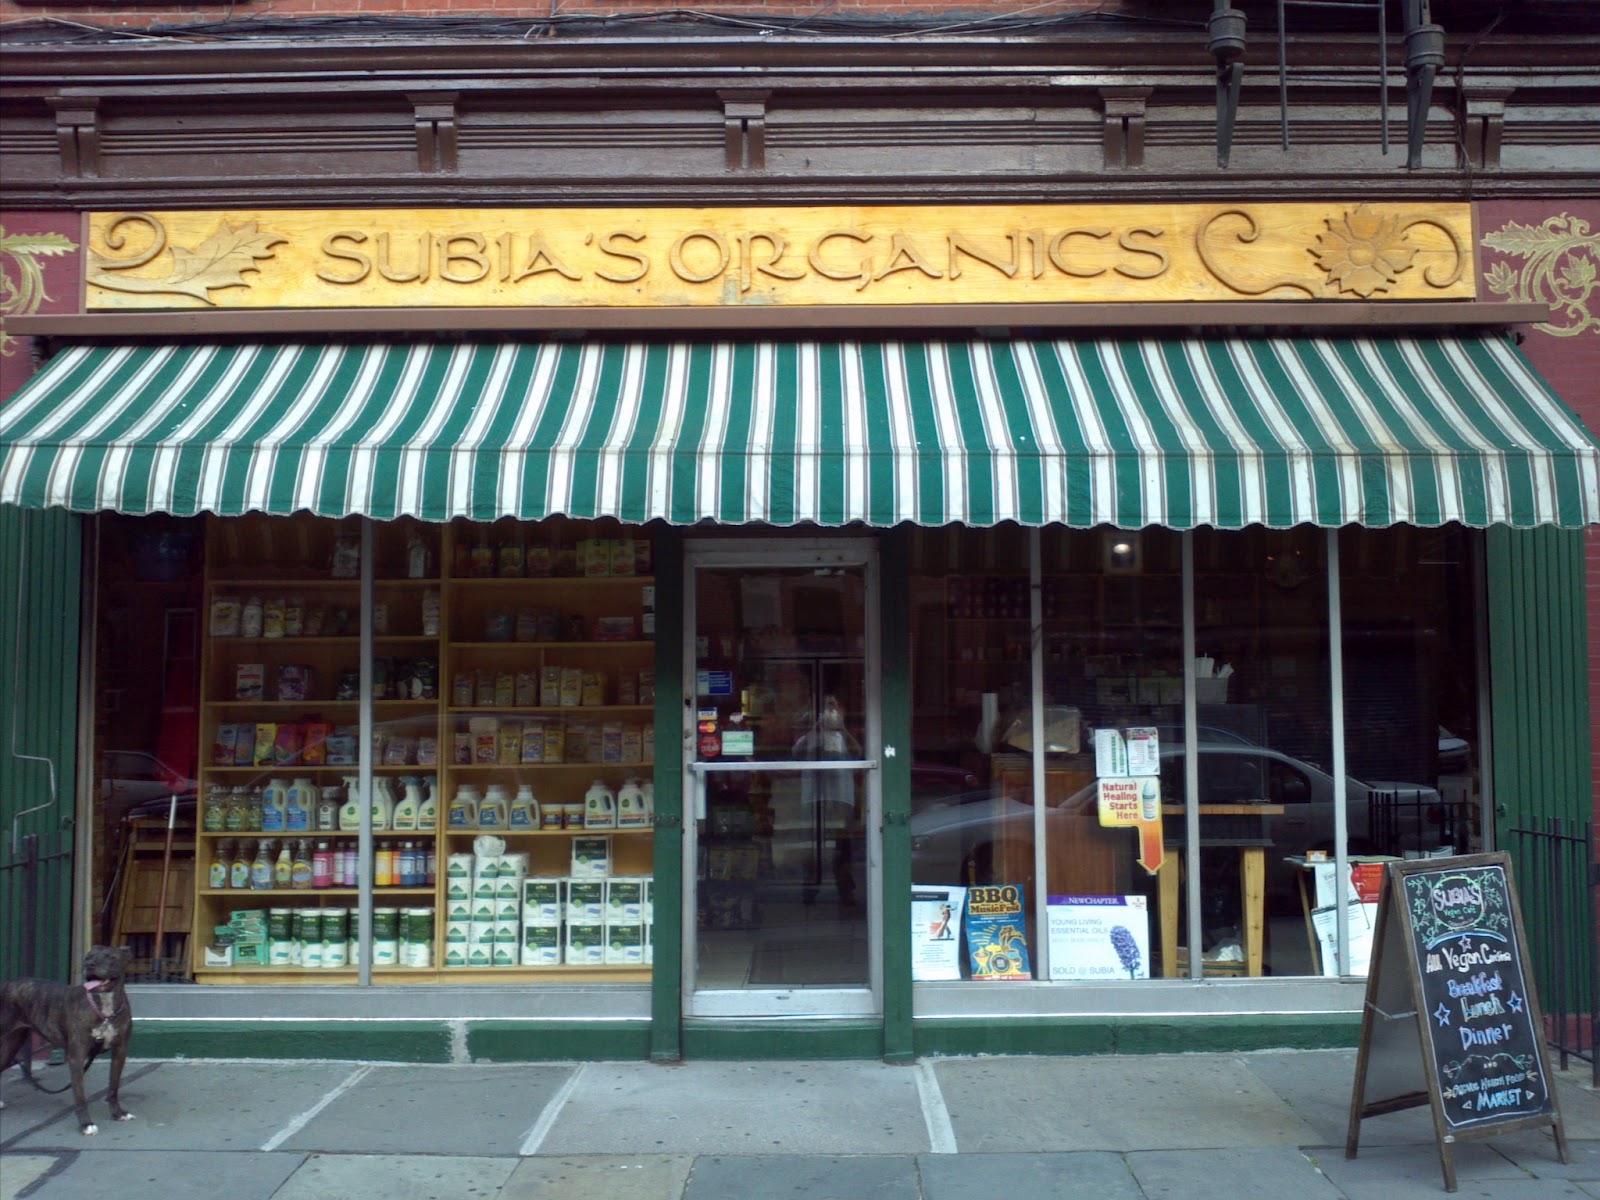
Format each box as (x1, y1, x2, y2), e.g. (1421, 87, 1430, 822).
(446, 761, 655, 773)
(193, 513, 657, 986)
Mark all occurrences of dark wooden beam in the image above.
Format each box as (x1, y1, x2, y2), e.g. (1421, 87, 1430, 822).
(6, 301, 1551, 339)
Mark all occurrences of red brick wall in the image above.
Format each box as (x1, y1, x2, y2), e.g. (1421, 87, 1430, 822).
(1477, 200, 1600, 828)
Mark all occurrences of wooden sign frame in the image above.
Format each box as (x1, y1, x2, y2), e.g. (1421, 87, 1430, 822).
(1346, 852, 1569, 1192)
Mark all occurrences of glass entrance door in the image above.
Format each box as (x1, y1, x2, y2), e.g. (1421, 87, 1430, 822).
(684, 539, 880, 1018)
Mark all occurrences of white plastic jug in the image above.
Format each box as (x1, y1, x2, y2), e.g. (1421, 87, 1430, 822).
(478, 783, 509, 829)
(261, 777, 290, 832)
(285, 776, 315, 832)
(584, 780, 617, 829)
(448, 784, 481, 830)
(616, 778, 647, 828)
(509, 784, 540, 830)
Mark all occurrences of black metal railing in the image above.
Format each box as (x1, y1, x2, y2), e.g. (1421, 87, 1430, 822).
(1508, 817, 1599, 1087)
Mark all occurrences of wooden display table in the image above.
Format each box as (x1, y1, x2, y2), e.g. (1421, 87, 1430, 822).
(1157, 803, 1283, 978)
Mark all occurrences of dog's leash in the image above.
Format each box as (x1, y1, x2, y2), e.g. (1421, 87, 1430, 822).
(18, 987, 126, 1095)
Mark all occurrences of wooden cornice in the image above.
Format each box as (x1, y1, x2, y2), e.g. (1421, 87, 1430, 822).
(5, 302, 1551, 340)
(3, 31, 1600, 90)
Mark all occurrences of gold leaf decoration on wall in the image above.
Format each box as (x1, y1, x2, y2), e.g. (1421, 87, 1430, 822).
(87, 212, 286, 305)
(0, 227, 77, 357)
(1481, 213, 1599, 337)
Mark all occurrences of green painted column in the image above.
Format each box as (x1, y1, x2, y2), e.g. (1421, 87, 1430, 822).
(648, 525, 685, 1062)
(1484, 525, 1591, 1009)
(879, 527, 914, 1063)
(0, 506, 82, 983)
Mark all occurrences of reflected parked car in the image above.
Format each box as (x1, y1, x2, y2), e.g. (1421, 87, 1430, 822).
(99, 751, 197, 812)
(910, 742, 1442, 901)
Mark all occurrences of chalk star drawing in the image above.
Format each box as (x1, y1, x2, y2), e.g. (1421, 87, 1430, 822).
(1434, 1003, 1453, 1027)
(1509, 992, 1524, 1013)
(1458, 934, 1475, 951)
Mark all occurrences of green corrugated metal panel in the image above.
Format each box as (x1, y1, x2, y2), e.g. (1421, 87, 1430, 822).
(0, 504, 81, 983)
(879, 527, 914, 1064)
(648, 527, 684, 1063)
(1485, 526, 1591, 1007)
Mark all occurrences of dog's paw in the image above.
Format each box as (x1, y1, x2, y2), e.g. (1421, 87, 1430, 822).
(115, 1111, 134, 1122)
(81, 1123, 99, 1136)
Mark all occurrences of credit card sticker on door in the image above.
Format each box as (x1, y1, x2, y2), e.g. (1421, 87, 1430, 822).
(696, 670, 734, 696)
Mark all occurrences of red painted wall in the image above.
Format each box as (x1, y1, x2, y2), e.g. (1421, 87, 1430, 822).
(0, 211, 80, 401)
(1477, 200, 1600, 827)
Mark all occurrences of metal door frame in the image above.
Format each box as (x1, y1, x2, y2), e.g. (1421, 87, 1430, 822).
(682, 537, 882, 1019)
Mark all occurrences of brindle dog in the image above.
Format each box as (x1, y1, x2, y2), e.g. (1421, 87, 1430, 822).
(0, 945, 135, 1135)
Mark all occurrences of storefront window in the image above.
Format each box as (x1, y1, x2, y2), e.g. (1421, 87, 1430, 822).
(90, 512, 656, 983)
(1338, 525, 1481, 856)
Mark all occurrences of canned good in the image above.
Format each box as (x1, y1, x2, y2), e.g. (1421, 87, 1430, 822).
(403, 906, 434, 945)
(301, 938, 324, 969)
(372, 939, 399, 966)
(268, 908, 293, 940)
(269, 940, 294, 966)
(373, 907, 399, 940)
(323, 939, 349, 968)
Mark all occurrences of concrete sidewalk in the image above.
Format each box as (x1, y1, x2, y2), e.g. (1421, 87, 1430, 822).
(2, 1049, 1595, 1199)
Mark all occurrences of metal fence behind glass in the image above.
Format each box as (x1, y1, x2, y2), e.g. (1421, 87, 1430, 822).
(1508, 817, 1599, 1087)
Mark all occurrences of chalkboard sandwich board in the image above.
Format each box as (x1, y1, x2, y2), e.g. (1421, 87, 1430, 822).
(1345, 852, 1569, 1192)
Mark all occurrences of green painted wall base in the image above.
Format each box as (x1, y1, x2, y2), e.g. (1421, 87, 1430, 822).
(914, 1012, 1361, 1058)
(672, 1020, 885, 1061)
(130, 1019, 651, 1063)
(469, 1022, 652, 1062)
(131, 1020, 455, 1062)
(129, 1013, 1358, 1062)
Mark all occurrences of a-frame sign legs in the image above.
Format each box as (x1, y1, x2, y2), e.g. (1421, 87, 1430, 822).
(1346, 854, 1568, 1193)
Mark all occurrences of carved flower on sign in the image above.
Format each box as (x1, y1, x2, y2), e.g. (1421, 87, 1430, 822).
(1313, 204, 1418, 297)
(87, 212, 286, 305)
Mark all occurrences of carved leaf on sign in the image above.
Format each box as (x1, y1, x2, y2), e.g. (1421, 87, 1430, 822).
(0, 226, 77, 356)
(87, 212, 286, 304)
(1481, 213, 1599, 337)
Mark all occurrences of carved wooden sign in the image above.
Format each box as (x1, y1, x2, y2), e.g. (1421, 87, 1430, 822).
(84, 203, 1474, 310)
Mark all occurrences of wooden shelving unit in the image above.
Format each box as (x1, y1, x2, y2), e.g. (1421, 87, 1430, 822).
(191, 514, 656, 985)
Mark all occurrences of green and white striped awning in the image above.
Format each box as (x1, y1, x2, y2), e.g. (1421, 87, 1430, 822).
(2, 335, 1596, 528)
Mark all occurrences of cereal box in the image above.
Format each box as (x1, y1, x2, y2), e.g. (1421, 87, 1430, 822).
(235, 664, 265, 702)
(252, 723, 278, 767)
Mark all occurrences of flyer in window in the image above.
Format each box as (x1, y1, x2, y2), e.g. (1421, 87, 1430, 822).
(965, 884, 1032, 980)
(1046, 895, 1151, 981)
(911, 885, 967, 981)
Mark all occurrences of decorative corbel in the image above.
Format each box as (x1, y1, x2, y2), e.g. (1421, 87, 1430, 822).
(719, 90, 771, 171)
(409, 92, 460, 174)
(1209, 5, 1246, 169)
(1403, 2, 1445, 170)
(48, 96, 101, 178)
(1460, 88, 1508, 170)
(1100, 88, 1152, 169)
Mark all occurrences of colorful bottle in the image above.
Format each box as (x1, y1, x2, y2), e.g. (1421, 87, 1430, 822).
(231, 842, 253, 889)
(312, 840, 333, 888)
(273, 841, 292, 888)
(202, 785, 226, 833)
(208, 841, 230, 889)
(447, 784, 480, 830)
(291, 840, 313, 889)
(417, 779, 438, 832)
(252, 841, 275, 889)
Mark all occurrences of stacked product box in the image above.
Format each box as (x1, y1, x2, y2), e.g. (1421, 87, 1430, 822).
(443, 851, 526, 967)
(520, 877, 564, 966)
